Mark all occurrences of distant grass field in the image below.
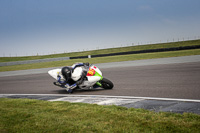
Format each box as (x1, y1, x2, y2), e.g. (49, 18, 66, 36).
(0, 98, 199, 132)
(0, 39, 200, 62)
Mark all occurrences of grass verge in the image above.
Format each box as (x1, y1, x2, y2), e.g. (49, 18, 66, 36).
(1, 49, 200, 72)
(0, 98, 199, 132)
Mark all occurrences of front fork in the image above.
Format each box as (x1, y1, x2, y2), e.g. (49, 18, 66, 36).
(95, 76, 103, 87)
(96, 81, 102, 87)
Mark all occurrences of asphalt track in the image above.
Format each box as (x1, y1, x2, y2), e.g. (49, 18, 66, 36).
(0, 55, 200, 100)
(1, 55, 200, 114)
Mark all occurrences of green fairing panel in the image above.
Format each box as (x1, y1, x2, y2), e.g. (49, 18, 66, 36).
(94, 71, 103, 86)
(94, 71, 103, 80)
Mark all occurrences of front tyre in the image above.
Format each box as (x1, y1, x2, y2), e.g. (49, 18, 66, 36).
(101, 78, 114, 89)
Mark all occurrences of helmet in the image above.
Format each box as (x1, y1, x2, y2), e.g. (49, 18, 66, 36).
(61, 67, 72, 81)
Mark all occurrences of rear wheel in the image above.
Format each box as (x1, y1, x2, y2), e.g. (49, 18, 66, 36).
(101, 78, 114, 89)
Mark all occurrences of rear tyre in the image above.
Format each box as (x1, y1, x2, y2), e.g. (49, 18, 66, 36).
(101, 78, 114, 89)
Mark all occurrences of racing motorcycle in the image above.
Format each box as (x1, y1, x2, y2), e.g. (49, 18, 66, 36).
(48, 64, 114, 92)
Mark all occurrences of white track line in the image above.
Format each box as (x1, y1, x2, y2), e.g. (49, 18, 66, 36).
(1, 94, 200, 103)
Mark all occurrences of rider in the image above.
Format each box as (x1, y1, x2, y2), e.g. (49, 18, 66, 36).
(56, 62, 90, 93)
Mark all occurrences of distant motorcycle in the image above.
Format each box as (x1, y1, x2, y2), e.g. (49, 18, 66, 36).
(48, 64, 114, 92)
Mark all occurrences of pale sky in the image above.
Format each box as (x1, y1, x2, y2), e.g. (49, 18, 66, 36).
(0, 0, 200, 57)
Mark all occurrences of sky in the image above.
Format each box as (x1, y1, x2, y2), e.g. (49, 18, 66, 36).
(0, 0, 200, 57)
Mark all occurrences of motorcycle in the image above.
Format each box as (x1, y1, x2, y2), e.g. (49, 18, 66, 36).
(48, 64, 114, 92)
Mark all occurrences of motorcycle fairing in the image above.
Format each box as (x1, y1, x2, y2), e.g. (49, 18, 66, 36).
(79, 65, 103, 89)
(87, 67, 96, 76)
(48, 69, 62, 80)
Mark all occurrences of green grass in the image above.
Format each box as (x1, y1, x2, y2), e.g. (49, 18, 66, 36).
(0, 98, 199, 132)
(0, 39, 200, 62)
(1, 49, 200, 72)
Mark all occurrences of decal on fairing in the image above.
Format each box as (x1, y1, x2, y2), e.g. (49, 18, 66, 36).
(87, 67, 96, 76)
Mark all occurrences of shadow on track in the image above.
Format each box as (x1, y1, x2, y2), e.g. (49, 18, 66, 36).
(52, 88, 106, 94)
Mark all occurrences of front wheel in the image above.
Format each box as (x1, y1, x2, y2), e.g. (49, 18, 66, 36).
(101, 78, 114, 89)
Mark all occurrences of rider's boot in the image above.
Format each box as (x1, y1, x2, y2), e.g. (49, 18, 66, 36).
(65, 83, 76, 93)
(67, 89, 73, 93)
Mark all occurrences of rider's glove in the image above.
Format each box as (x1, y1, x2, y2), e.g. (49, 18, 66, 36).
(76, 70, 88, 85)
(57, 75, 66, 85)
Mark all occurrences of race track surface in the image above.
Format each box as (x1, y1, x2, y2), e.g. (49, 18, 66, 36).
(1, 57, 200, 100)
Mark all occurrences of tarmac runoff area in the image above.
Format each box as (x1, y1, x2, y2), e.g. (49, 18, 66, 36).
(1, 55, 200, 114)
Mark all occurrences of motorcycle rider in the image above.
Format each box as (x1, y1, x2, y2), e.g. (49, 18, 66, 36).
(55, 62, 90, 93)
